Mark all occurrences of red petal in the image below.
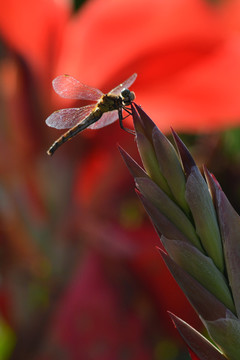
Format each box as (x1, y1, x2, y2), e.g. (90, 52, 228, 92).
(56, 0, 240, 132)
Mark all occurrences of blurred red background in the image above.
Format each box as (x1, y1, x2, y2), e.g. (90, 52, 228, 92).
(1, 0, 240, 359)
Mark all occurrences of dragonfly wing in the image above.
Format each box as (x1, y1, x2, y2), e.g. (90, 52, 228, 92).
(46, 105, 96, 129)
(88, 110, 119, 129)
(108, 73, 137, 96)
(53, 75, 103, 101)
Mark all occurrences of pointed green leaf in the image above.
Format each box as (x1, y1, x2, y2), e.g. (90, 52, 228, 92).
(159, 248, 234, 321)
(203, 166, 220, 209)
(171, 129, 197, 176)
(152, 126, 190, 214)
(131, 103, 145, 134)
(169, 313, 226, 360)
(136, 177, 202, 250)
(136, 132, 172, 195)
(118, 145, 147, 178)
(204, 317, 240, 360)
(185, 166, 224, 272)
(137, 191, 192, 243)
(162, 237, 235, 314)
(203, 168, 240, 315)
(216, 187, 240, 318)
(132, 103, 156, 140)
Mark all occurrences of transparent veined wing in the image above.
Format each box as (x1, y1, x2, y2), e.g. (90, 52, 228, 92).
(53, 75, 103, 101)
(109, 73, 137, 96)
(46, 104, 96, 129)
(88, 110, 119, 129)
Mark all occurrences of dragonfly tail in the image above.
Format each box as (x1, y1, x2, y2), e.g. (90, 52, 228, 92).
(47, 113, 98, 155)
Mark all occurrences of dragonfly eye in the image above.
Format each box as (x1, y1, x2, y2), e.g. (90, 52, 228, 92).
(121, 88, 135, 105)
(121, 88, 130, 98)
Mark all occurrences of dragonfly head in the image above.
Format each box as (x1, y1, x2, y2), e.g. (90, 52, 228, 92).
(120, 88, 135, 105)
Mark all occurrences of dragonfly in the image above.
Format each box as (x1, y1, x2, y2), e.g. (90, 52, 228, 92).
(46, 73, 137, 155)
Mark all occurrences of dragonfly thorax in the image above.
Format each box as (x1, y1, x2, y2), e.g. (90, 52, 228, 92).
(120, 88, 135, 106)
(97, 94, 123, 113)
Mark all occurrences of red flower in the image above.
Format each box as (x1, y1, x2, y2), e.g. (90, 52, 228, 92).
(2, 0, 240, 132)
(55, 0, 240, 132)
(0, 0, 70, 100)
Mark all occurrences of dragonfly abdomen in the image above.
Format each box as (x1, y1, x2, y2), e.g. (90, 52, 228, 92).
(47, 111, 100, 156)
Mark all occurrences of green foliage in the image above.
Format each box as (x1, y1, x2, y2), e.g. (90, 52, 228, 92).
(0, 318, 15, 360)
(121, 103, 240, 359)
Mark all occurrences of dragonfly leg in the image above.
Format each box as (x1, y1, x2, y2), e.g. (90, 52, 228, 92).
(123, 107, 132, 115)
(118, 108, 135, 135)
